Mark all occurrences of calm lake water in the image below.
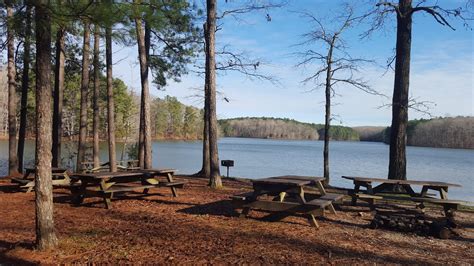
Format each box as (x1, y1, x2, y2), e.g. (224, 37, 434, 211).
(1, 138, 473, 202)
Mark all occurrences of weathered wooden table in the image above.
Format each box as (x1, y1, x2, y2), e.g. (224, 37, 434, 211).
(232, 175, 343, 228)
(11, 167, 71, 192)
(70, 168, 184, 209)
(341, 176, 465, 217)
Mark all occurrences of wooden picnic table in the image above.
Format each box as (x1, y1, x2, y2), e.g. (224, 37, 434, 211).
(70, 168, 184, 209)
(342, 176, 461, 200)
(11, 167, 71, 192)
(341, 176, 465, 218)
(232, 175, 344, 228)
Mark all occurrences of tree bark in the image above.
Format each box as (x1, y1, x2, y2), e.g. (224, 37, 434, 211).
(18, 3, 32, 173)
(194, 22, 211, 178)
(7, 1, 19, 176)
(205, 0, 222, 188)
(92, 25, 101, 168)
(323, 44, 333, 186)
(135, 14, 152, 169)
(34, 0, 58, 250)
(388, 0, 412, 181)
(196, 83, 211, 178)
(52, 28, 65, 168)
(77, 21, 91, 172)
(106, 26, 117, 172)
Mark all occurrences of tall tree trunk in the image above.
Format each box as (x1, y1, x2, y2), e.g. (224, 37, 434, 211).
(92, 25, 101, 168)
(77, 22, 91, 172)
(7, 1, 19, 175)
(52, 28, 65, 168)
(34, 1, 58, 250)
(193, 23, 211, 178)
(106, 26, 117, 172)
(205, 0, 222, 188)
(196, 84, 211, 177)
(18, 4, 32, 173)
(323, 43, 334, 186)
(388, 0, 412, 181)
(135, 15, 152, 169)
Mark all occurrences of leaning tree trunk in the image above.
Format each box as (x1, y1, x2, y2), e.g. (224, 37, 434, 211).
(77, 21, 91, 172)
(135, 16, 152, 169)
(92, 25, 101, 168)
(388, 0, 412, 181)
(205, 0, 222, 188)
(105, 26, 117, 172)
(18, 4, 32, 173)
(7, 2, 19, 175)
(52, 28, 65, 168)
(34, 1, 58, 250)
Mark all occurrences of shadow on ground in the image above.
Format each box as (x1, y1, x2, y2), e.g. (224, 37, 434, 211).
(0, 240, 37, 265)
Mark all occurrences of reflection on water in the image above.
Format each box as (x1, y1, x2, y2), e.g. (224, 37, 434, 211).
(1, 138, 473, 201)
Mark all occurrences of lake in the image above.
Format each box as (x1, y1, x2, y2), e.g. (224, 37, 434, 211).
(1, 138, 473, 201)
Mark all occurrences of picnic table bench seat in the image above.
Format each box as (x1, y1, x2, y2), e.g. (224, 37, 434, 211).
(11, 168, 72, 192)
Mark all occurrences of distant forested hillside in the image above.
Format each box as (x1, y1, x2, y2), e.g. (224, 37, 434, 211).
(354, 117, 473, 149)
(218, 117, 359, 141)
(407, 117, 473, 149)
(219, 116, 473, 149)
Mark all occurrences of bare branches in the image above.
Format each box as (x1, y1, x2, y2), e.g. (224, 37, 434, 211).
(296, 6, 381, 98)
(412, 6, 456, 30)
(378, 96, 435, 117)
(218, 1, 286, 20)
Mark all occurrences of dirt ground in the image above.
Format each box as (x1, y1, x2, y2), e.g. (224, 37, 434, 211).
(0, 176, 473, 264)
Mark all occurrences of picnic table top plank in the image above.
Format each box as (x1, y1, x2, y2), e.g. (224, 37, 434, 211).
(252, 175, 325, 186)
(342, 176, 461, 188)
(70, 168, 177, 180)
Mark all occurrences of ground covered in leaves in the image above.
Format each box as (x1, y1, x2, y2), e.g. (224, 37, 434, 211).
(0, 176, 473, 264)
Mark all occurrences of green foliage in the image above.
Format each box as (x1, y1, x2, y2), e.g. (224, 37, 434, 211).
(151, 95, 203, 139)
(127, 142, 139, 160)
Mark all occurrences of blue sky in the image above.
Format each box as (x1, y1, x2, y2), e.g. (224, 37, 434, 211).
(114, 0, 473, 126)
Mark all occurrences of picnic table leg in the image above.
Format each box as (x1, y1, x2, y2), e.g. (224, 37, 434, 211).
(296, 187, 319, 228)
(26, 182, 34, 193)
(351, 183, 360, 206)
(420, 186, 429, 197)
(99, 180, 112, 209)
(167, 172, 178, 197)
(402, 184, 416, 197)
(439, 187, 448, 199)
(71, 180, 87, 205)
(239, 190, 260, 218)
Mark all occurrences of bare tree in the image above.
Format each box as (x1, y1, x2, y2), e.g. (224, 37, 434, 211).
(370, 0, 471, 180)
(297, 6, 379, 185)
(6, 0, 18, 175)
(18, 3, 32, 173)
(77, 21, 91, 172)
(34, 0, 58, 250)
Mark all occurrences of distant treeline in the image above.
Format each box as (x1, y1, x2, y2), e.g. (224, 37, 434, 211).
(0, 69, 203, 141)
(220, 116, 474, 149)
(354, 117, 474, 149)
(218, 117, 358, 141)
